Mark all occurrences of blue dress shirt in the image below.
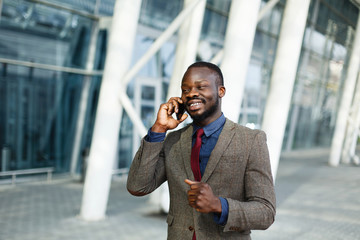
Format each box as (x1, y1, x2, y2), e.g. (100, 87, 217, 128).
(146, 113, 229, 226)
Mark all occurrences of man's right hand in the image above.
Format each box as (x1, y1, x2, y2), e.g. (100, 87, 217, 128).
(151, 97, 188, 133)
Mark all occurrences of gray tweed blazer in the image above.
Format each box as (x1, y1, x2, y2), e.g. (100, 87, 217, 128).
(127, 118, 276, 239)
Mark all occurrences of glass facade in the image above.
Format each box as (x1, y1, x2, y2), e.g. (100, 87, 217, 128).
(0, 0, 359, 174)
(284, 0, 359, 150)
(0, 0, 103, 172)
(240, 1, 285, 130)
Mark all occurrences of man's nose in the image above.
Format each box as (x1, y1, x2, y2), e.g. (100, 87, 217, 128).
(187, 88, 199, 98)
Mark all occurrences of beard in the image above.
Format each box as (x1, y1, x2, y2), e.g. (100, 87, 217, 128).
(188, 95, 220, 123)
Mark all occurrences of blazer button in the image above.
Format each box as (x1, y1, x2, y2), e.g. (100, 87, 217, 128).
(188, 226, 194, 231)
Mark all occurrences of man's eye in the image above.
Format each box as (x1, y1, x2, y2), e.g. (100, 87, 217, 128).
(182, 89, 190, 93)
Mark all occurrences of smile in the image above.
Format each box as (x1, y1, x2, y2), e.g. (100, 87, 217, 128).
(188, 101, 203, 111)
(190, 103, 202, 107)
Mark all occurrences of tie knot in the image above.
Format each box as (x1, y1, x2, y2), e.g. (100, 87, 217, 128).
(196, 128, 204, 138)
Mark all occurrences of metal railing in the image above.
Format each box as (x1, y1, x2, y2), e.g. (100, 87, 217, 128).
(0, 167, 55, 186)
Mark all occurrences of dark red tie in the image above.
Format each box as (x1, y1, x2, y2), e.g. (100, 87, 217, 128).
(191, 128, 204, 181)
(190, 128, 204, 240)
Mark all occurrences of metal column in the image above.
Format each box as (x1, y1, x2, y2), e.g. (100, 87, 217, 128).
(261, 0, 311, 179)
(70, 0, 101, 175)
(80, 0, 142, 221)
(70, 21, 100, 175)
(0, 0, 3, 20)
(329, 13, 360, 167)
(220, 0, 261, 123)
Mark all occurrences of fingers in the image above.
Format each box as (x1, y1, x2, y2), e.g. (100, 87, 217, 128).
(184, 179, 200, 190)
(153, 97, 187, 132)
(187, 189, 205, 212)
(184, 179, 196, 185)
(160, 97, 187, 123)
(185, 179, 201, 209)
(185, 180, 219, 213)
(178, 113, 188, 123)
(167, 97, 183, 114)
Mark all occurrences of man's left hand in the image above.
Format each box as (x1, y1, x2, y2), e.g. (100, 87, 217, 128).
(185, 179, 222, 214)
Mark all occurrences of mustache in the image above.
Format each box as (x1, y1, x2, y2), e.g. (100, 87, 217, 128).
(185, 97, 206, 105)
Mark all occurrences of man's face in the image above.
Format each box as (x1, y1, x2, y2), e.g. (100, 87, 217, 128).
(181, 67, 225, 125)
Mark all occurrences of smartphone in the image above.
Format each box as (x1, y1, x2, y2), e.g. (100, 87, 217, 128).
(176, 103, 185, 120)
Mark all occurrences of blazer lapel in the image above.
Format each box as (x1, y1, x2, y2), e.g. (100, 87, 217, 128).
(201, 119, 236, 183)
(180, 125, 195, 180)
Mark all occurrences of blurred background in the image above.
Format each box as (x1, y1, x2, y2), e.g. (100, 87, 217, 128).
(0, 0, 359, 239)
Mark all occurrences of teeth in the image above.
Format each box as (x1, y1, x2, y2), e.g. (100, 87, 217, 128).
(190, 103, 201, 107)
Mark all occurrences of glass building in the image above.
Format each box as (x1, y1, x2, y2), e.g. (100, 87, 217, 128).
(0, 0, 359, 175)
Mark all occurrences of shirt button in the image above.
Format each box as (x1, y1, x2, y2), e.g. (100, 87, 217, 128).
(188, 226, 194, 231)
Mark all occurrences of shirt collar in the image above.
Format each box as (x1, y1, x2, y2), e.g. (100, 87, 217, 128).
(192, 113, 226, 137)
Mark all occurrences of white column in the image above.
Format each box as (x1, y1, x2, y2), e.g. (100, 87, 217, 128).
(285, 0, 320, 151)
(154, 0, 205, 214)
(166, 0, 206, 99)
(341, 70, 360, 164)
(349, 99, 360, 165)
(80, 0, 142, 221)
(221, 0, 261, 123)
(329, 14, 360, 167)
(210, 0, 281, 66)
(261, 0, 311, 179)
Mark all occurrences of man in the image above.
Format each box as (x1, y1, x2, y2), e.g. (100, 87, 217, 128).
(127, 61, 276, 239)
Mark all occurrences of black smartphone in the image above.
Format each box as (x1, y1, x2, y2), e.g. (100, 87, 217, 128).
(176, 103, 185, 120)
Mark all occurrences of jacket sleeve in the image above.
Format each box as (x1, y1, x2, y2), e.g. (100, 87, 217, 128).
(126, 137, 167, 196)
(223, 131, 276, 232)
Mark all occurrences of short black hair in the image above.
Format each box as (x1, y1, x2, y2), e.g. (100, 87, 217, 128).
(187, 61, 224, 86)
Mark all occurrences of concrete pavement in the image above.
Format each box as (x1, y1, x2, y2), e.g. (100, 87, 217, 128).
(0, 147, 359, 240)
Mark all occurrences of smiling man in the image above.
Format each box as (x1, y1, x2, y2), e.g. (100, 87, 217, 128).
(127, 62, 276, 240)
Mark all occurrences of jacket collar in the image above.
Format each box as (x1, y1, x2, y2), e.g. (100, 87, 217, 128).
(180, 118, 236, 182)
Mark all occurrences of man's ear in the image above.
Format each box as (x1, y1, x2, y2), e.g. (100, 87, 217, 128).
(219, 86, 226, 98)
